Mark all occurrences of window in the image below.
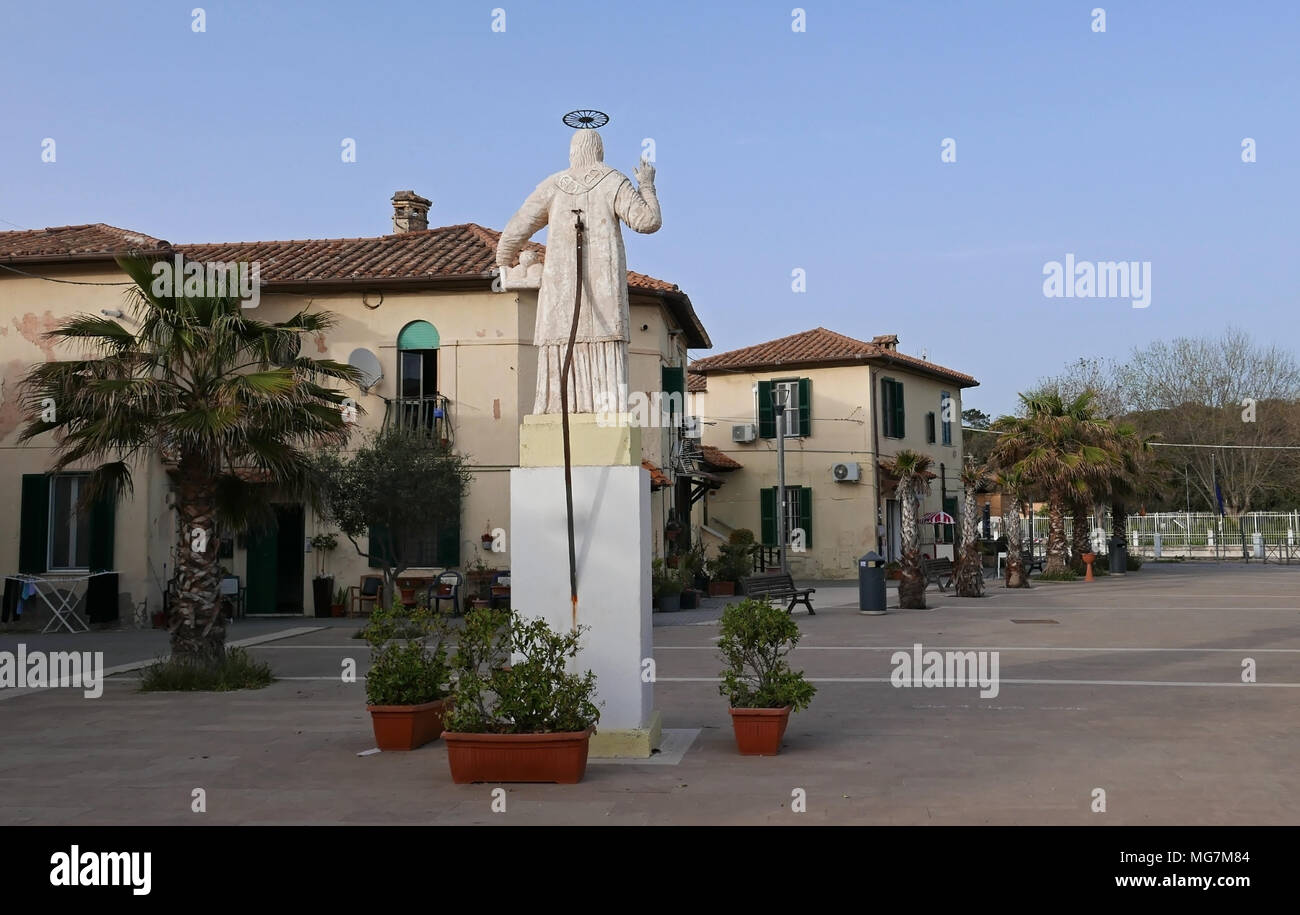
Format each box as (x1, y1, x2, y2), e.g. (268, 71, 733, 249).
(49, 475, 91, 570)
(757, 378, 812, 438)
(760, 485, 813, 548)
(881, 378, 905, 439)
(19, 473, 115, 574)
(925, 412, 936, 444)
(940, 391, 953, 446)
(396, 320, 441, 433)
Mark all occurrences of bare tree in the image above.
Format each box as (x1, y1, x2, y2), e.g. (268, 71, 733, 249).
(1118, 328, 1300, 515)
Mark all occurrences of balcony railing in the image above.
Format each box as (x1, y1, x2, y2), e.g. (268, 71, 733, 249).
(387, 394, 453, 445)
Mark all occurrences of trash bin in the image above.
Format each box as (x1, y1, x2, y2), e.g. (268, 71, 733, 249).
(1109, 538, 1127, 575)
(858, 551, 887, 615)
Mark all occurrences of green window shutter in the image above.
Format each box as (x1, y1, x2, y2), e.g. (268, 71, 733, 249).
(87, 491, 116, 573)
(397, 320, 439, 350)
(435, 505, 461, 567)
(798, 486, 813, 548)
(367, 523, 392, 569)
(661, 365, 685, 424)
(893, 380, 905, 439)
(797, 377, 811, 437)
(757, 381, 775, 439)
(19, 474, 50, 574)
(760, 487, 776, 546)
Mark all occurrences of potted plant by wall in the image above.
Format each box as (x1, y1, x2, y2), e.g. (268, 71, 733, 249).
(653, 558, 684, 612)
(442, 608, 600, 784)
(707, 530, 754, 597)
(362, 597, 453, 751)
(481, 521, 496, 550)
(331, 585, 347, 617)
(310, 532, 338, 619)
(718, 597, 817, 755)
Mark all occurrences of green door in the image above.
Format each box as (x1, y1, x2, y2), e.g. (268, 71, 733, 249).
(243, 504, 306, 614)
(244, 525, 278, 615)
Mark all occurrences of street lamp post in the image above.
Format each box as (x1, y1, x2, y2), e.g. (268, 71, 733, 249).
(773, 385, 789, 573)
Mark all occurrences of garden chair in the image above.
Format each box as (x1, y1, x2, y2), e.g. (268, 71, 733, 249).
(349, 574, 383, 618)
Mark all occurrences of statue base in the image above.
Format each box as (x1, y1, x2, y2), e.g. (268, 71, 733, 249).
(511, 413, 658, 758)
(519, 412, 641, 468)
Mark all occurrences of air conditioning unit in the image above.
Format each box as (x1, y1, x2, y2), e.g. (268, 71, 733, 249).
(732, 423, 757, 443)
(832, 461, 860, 483)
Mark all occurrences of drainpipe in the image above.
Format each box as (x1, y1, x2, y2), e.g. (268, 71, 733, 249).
(869, 367, 882, 556)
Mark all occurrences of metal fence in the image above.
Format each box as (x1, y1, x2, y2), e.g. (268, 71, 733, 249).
(988, 511, 1300, 563)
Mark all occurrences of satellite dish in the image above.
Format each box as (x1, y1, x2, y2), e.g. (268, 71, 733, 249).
(348, 348, 383, 393)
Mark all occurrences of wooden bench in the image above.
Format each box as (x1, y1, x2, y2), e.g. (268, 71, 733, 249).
(741, 571, 815, 615)
(922, 557, 955, 591)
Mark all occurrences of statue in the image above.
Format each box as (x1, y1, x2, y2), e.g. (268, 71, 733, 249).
(495, 128, 661, 415)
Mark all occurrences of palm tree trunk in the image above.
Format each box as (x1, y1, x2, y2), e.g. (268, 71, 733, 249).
(1003, 497, 1028, 588)
(1070, 500, 1091, 573)
(171, 456, 226, 665)
(956, 482, 983, 597)
(1110, 500, 1127, 545)
(1045, 492, 1069, 575)
(898, 475, 926, 609)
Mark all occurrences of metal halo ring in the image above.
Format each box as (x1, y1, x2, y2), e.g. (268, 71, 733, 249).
(562, 109, 609, 129)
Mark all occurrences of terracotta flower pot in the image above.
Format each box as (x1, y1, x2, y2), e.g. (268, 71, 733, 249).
(707, 581, 735, 597)
(443, 728, 594, 783)
(729, 706, 792, 756)
(368, 699, 451, 751)
(330, 604, 345, 618)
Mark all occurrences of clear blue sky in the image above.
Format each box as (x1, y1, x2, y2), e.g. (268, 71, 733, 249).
(3, 0, 1296, 416)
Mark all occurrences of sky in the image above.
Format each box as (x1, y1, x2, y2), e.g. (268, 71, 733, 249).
(2, 0, 1297, 417)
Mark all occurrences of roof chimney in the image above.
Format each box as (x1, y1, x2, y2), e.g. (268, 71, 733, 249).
(871, 334, 899, 352)
(391, 190, 431, 233)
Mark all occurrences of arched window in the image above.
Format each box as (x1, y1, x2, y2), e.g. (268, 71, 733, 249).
(396, 321, 439, 432)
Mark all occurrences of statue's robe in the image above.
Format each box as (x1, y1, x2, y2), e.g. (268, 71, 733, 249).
(496, 162, 661, 414)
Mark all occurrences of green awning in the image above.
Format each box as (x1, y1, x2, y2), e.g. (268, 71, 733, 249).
(397, 320, 439, 350)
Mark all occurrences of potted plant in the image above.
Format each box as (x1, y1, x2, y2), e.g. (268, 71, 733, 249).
(331, 585, 347, 617)
(481, 521, 496, 549)
(362, 597, 453, 751)
(442, 608, 600, 783)
(310, 532, 338, 619)
(718, 597, 817, 755)
(465, 550, 496, 602)
(653, 558, 684, 612)
(707, 530, 754, 597)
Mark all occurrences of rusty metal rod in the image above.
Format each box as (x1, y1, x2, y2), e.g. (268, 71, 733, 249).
(561, 209, 584, 625)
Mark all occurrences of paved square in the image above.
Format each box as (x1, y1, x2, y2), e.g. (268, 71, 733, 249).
(1, 563, 1297, 824)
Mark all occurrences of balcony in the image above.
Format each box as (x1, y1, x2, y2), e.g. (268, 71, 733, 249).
(386, 394, 454, 446)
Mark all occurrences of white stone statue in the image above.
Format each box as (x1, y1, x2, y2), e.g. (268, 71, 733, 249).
(495, 129, 661, 415)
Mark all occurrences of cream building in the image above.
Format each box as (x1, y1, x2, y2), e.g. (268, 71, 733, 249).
(689, 328, 978, 579)
(0, 192, 709, 623)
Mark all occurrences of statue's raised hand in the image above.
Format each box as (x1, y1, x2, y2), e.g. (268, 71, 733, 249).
(635, 158, 656, 186)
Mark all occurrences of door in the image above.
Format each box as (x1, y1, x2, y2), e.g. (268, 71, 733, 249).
(243, 504, 306, 614)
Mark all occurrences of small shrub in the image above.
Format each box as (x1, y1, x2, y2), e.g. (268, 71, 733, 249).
(140, 646, 274, 692)
(443, 609, 600, 734)
(652, 558, 684, 598)
(1127, 554, 1144, 571)
(1035, 569, 1079, 582)
(361, 597, 451, 706)
(717, 598, 816, 712)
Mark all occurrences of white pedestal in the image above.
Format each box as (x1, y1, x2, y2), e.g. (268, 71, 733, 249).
(510, 463, 658, 756)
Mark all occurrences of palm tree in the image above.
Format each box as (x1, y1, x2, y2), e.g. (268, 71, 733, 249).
(990, 390, 1118, 576)
(1105, 422, 1163, 554)
(993, 468, 1030, 588)
(955, 459, 987, 597)
(19, 256, 360, 664)
(881, 450, 934, 609)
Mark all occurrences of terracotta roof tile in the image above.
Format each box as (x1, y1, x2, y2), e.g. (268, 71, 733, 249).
(698, 444, 741, 470)
(686, 371, 707, 393)
(0, 223, 168, 259)
(642, 460, 671, 488)
(0, 220, 711, 348)
(690, 327, 977, 387)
